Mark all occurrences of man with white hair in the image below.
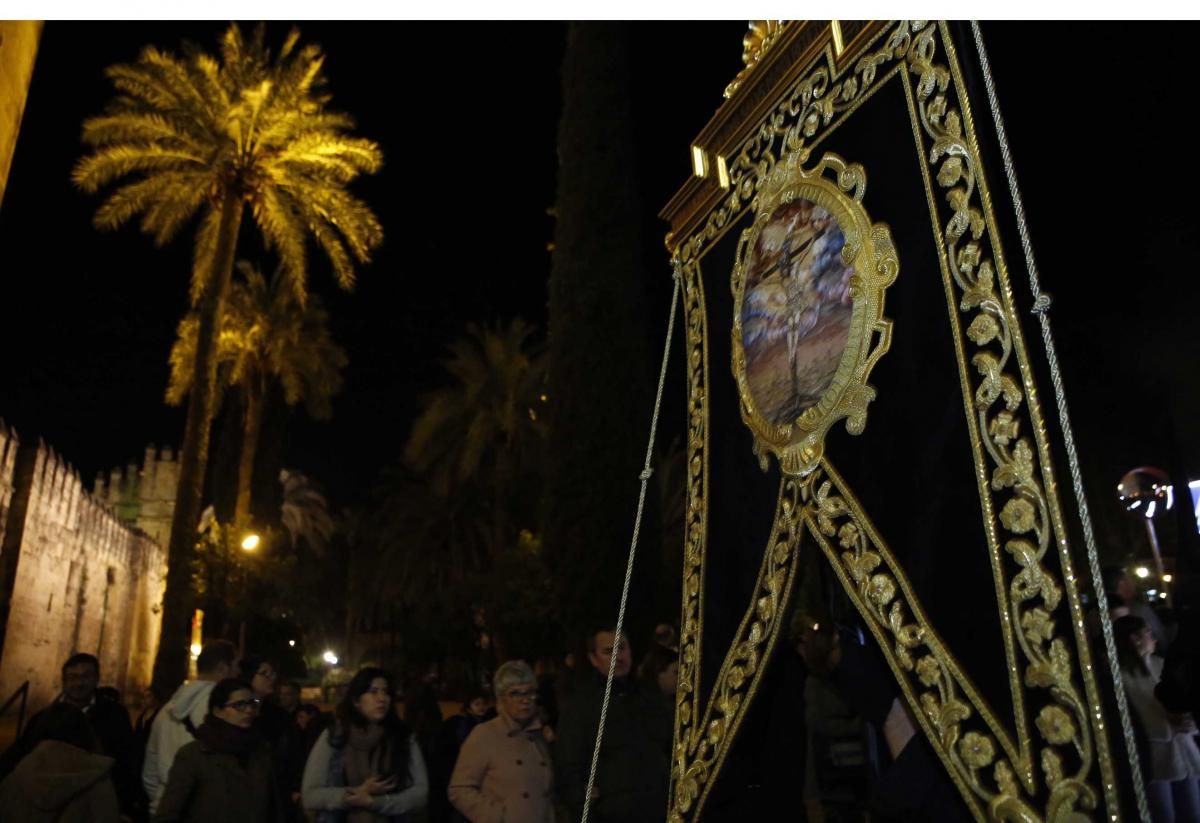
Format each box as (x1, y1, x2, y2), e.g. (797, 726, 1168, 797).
(448, 660, 555, 823)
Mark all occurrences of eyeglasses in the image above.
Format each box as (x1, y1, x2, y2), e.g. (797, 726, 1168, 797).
(505, 689, 537, 701)
(224, 698, 262, 713)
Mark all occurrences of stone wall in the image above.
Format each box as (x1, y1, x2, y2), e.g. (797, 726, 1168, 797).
(94, 445, 179, 550)
(0, 430, 167, 710)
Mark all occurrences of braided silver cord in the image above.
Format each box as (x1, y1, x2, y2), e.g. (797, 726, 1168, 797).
(581, 262, 683, 823)
(969, 21, 1150, 822)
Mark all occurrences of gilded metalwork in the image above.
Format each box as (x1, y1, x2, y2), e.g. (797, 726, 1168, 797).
(671, 474, 809, 822)
(725, 21, 787, 99)
(666, 20, 1119, 823)
(729, 152, 896, 476)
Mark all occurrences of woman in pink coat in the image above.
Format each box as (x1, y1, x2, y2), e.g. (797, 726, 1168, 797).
(448, 661, 554, 823)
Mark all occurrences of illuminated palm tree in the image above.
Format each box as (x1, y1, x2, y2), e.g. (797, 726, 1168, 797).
(74, 24, 382, 691)
(167, 261, 347, 529)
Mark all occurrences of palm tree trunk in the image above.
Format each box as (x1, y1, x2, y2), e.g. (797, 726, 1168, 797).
(152, 193, 246, 695)
(233, 369, 265, 530)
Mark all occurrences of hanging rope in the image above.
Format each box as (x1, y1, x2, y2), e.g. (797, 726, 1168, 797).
(969, 21, 1150, 822)
(580, 260, 683, 823)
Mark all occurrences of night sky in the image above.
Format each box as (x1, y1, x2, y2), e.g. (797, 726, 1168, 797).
(2, 22, 1198, 542)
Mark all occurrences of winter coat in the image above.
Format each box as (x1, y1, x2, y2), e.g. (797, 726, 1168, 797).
(0, 692, 136, 810)
(554, 674, 672, 823)
(1123, 656, 1200, 783)
(447, 711, 554, 823)
(301, 726, 428, 821)
(143, 680, 215, 813)
(151, 734, 281, 823)
(0, 739, 120, 822)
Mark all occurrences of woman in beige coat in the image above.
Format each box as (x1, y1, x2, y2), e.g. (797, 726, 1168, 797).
(448, 661, 554, 823)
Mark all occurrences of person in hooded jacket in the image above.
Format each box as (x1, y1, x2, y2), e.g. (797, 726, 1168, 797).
(0, 701, 121, 822)
(143, 640, 237, 813)
(152, 678, 282, 823)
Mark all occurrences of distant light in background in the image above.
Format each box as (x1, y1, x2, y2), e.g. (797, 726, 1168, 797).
(322, 650, 338, 666)
(1134, 566, 1150, 579)
(1163, 574, 1173, 583)
(241, 533, 260, 551)
(1147, 589, 1158, 598)
(189, 643, 202, 658)
(288, 639, 296, 647)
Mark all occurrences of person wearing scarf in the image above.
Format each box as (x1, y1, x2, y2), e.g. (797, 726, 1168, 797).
(448, 660, 555, 823)
(153, 678, 281, 822)
(302, 667, 428, 822)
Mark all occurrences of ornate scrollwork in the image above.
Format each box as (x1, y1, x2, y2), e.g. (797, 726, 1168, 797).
(670, 475, 809, 823)
(725, 21, 787, 99)
(669, 20, 1114, 823)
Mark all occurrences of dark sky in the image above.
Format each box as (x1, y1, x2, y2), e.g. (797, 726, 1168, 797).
(2, 22, 1198, 533)
(0, 21, 744, 504)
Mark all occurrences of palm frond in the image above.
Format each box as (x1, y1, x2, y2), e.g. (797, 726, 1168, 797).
(72, 144, 205, 195)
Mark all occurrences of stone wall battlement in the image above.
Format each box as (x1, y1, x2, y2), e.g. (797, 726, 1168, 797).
(0, 429, 168, 711)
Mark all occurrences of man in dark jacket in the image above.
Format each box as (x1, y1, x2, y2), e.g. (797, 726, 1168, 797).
(555, 627, 672, 823)
(0, 652, 138, 814)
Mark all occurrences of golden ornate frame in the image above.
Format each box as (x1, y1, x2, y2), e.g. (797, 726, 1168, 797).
(730, 151, 897, 477)
(663, 21, 1121, 823)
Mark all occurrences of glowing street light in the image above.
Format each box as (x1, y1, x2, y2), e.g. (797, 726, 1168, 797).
(322, 650, 339, 666)
(1134, 566, 1150, 579)
(241, 533, 260, 552)
(288, 639, 296, 647)
(189, 643, 202, 658)
(1163, 574, 1174, 583)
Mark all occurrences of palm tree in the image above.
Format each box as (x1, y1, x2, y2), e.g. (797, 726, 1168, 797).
(74, 24, 383, 692)
(167, 261, 347, 529)
(403, 318, 547, 556)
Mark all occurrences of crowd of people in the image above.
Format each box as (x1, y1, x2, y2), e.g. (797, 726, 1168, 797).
(1, 569, 1195, 823)
(0, 626, 678, 823)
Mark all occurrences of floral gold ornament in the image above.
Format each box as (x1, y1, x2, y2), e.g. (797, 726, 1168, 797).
(662, 20, 1121, 823)
(730, 152, 897, 476)
(724, 21, 787, 98)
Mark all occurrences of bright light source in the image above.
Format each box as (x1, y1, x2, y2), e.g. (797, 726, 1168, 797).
(1147, 589, 1159, 598)
(1163, 574, 1173, 583)
(241, 533, 260, 551)
(189, 643, 202, 658)
(288, 639, 296, 647)
(1134, 566, 1150, 579)
(322, 650, 339, 666)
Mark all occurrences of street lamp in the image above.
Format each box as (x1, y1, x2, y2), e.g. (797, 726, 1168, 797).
(322, 650, 339, 666)
(1118, 467, 1174, 597)
(241, 532, 260, 551)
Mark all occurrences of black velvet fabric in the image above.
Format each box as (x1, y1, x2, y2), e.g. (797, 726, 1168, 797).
(686, 22, 1137, 819)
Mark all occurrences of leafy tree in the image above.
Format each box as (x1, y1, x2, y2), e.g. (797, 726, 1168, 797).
(74, 24, 383, 692)
(404, 318, 547, 554)
(360, 319, 548, 667)
(167, 261, 347, 529)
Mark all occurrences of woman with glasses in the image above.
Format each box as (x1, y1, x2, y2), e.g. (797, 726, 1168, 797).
(302, 666, 428, 821)
(448, 660, 554, 823)
(152, 678, 280, 822)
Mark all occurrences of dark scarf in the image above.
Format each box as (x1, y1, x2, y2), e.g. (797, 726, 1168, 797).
(321, 721, 408, 823)
(195, 716, 260, 766)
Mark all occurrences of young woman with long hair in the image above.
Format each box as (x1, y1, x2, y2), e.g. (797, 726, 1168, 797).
(301, 667, 428, 822)
(1114, 614, 1200, 823)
